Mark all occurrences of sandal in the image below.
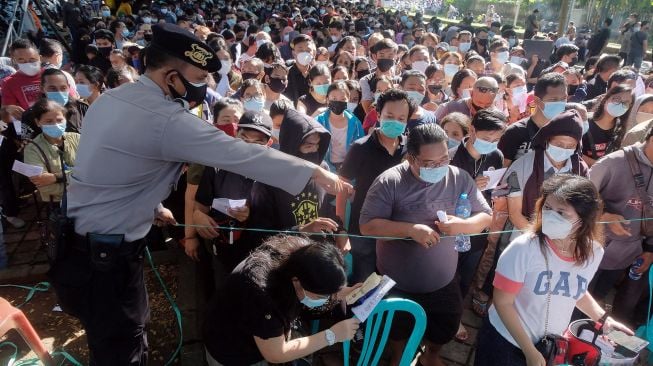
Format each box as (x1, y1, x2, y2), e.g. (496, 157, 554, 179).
(472, 291, 490, 317)
(455, 322, 468, 342)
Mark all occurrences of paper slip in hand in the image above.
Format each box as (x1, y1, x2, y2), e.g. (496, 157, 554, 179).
(12, 160, 43, 177)
(347, 273, 383, 305)
(482, 168, 507, 191)
(13, 119, 22, 136)
(211, 198, 247, 217)
(351, 275, 396, 322)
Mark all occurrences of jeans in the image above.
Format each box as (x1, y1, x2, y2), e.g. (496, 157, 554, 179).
(627, 54, 644, 70)
(349, 236, 376, 283)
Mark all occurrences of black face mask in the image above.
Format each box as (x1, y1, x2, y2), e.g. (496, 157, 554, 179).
(241, 72, 259, 81)
(268, 77, 287, 93)
(376, 58, 394, 72)
(298, 151, 320, 164)
(357, 69, 370, 78)
(328, 100, 347, 115)
(99, 46, 112, 58)
(144, 34, 153, 42)
(478, 38, 488, 46)
(568, 85, 578, 96)
(168, 70, 207, 109)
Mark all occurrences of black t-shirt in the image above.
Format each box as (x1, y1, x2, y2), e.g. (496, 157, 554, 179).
(204, 258, 286, 365)
(339, 130, 407, 234)
(449, 138, 504, 203)
(498, 117, 540, 163)
(298, 92, 326, 116)
(585, 75, 608, 100)
(285, 64, 310, 106)
(582, 119, 616, 160)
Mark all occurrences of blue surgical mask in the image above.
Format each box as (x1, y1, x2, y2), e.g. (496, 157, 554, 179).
(47, 91, 69, 106)
(406, 90, 424, 105)
(243, 97, 265, 112)
(406, 21, 414, 29)
(444, 64, 459, 78)
(473, 137, 498, 154)
(76, 84, 92, 98)
(488, 31, 495, 38)
(102, 10, 111, 17)
(459, 42, 471, 53)
(400, 15, 408, 23)
(347, 102, 358, 112)
(42, 121, 67, 139)
(226, 18, 237, 27)
(419, 165, 448, 184)
(447, 137, 460, 149)
(582, 120, 589, 135)
(606, 102, 629, 118)
(496, 51, 509, 64)
(122, 28, 130, 37)
(542, 101, 566, 120)
(546, 143, 575, 163)
(313, 83, 329, 96)
(508, 38, 517, 47)
(300, 289, 328, 308)
(380, 119, 406, 138)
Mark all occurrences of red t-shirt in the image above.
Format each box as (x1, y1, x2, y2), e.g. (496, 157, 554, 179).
(1, 71, 42, 109)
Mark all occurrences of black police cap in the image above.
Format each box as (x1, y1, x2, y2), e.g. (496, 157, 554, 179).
(151, 23, 221, 72)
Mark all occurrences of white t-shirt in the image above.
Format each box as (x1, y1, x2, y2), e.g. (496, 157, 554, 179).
(329, 124, 348, 164)
(489, 233, 604, 347)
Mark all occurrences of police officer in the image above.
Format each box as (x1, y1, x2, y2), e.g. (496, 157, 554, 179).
(49, 23, 349, 365)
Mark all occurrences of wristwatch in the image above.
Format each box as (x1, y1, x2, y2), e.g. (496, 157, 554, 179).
(325, 329, 336, 346)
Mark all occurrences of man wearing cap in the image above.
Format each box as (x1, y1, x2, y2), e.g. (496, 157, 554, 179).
(90, 29, 115, 73)
(192, 111, 274, 288)
(49, 23, 348, 365)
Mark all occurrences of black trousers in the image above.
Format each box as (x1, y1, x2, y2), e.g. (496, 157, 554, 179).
(49, 245, 149, 366)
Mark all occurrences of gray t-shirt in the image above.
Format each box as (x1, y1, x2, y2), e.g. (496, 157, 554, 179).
(359, 162, 492, 293)
(435, 99, 471, 121)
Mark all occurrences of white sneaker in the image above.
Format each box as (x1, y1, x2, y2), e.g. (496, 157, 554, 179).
(5, 216, 26, 229)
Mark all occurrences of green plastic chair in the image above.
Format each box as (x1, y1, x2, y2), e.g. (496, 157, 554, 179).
(343, 298, 426, 366)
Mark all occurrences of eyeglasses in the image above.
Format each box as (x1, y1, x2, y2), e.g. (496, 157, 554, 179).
(475, 86, 499, 94)
(243, 95, 264, 102)
(412, 155, 448, 169)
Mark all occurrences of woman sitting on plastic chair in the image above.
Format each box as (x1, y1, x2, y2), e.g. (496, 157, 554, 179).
(203, 235, 361, 366)
(475, 175, 633, 366)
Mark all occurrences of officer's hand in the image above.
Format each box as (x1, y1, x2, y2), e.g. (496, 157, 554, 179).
(313, 167, 353, 196)
(227, 205, 249, 222)
(154, 207, 177, 226)
(184, 237, 201, 261)
(193, 210, 220, 239)
(29, 173, 57, 187)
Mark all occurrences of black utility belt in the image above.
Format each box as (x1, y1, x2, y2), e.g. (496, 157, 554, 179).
(73, 233, 146, 271)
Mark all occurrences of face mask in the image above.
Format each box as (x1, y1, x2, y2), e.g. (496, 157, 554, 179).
(376, 58, 394, 73)
(380, 119, 406, 138)
(316, 60, 330, 67)
(99, 47, 112, 58)
(122, 28, 130, 37)
(448, 46, 458, 53)
(17, 62, 41, 76)
(283, 34, 290, 43)
(346, 102, 358, 112)
(634, 26, 641, 32)
(494, 91, 505, 105)
(478, 38, 488, 46)
(406, 90, 424, 105)
(243, 97, 265, 112)
(218, 60, 231, 75)
(313, 83, 329, 96)
(330, 35, 341, 43)
(495, 51, 509, 64)
(419, 165, 448, 184)
(606, 102, 628, 118)
(406, 21, 414, 29)
(459, 42, 471, 53)
(636, 111, 653, 124)
(357, 69, 370, 78)
(444, 64, 459, 78)
(226, 18, 236, 27)
(510, 56, 524, 65)
(567, 85, 578, 96)
(329, 100, 347, 115)
(508, 38, 517, 47)
(461, 88, 472, 99)
(271, 127, 280, 140)
(400, 15, 408, 23)
(582, 120, 589, 135)
(47, 91, 69, 106)
(143, 17, 152, 24)
(102, 10, 111, 17)
(296, 52, 313, 66)
(300, 289, 328, 308)
(488, 31, 496, 38)
(546, 143, 575, 163)
(168, 71, 208, 109)
(298, 151, 321, 164)
(541, 209, 574, 240)
(263, 26, 271, 33)
(41, 121, 67, 139)
(412, 60, 429, 74)
(268, 77, 287, 93)
(473, 137, 498, 154)
(256, 39, 266, 47)
(144, 33, 153, 42)
(76, 84, 92, 98)
(216, 123, 237, 137)
(447, 137, 460, 149)
(542, 101, 566, 120)
(241, 72, 259, 81)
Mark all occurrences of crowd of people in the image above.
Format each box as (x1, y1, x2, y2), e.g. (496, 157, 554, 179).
(1, 0, 653, 365)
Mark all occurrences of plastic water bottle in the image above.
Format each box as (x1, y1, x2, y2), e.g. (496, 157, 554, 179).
(454, 193, 472, 252)
(629, 257, 644, 280)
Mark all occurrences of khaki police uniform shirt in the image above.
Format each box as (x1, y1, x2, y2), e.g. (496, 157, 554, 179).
(68, 75, 315, 242)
